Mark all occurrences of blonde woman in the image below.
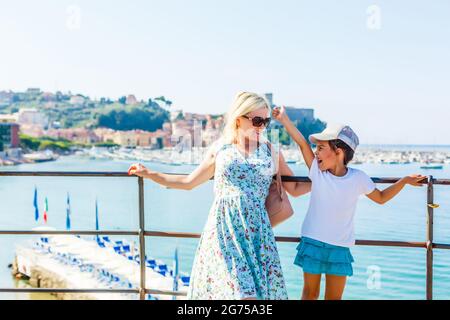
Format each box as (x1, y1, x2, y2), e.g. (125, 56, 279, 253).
(128, 92, 310, 300)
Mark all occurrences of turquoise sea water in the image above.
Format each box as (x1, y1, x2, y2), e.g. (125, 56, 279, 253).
(0, 154, 449, 300)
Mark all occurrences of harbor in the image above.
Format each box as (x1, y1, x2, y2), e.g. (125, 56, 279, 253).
(76, 145, 450, 168)
(3, 145, 450, 170)
(0, 0, 448, 305)
(1, 155, 450, 300)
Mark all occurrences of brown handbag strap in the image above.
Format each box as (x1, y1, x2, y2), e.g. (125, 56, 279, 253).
(267, 142, 284, 199)
(276, 168, 284, 199)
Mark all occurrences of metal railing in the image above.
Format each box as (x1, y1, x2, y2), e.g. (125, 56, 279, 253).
(0, 171, 449, 300)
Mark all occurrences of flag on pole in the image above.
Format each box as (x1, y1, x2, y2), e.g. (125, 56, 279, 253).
(66, 193, 71, 230)
(172, 247, 179, 298)
(43, 197, 48, 223)
(95, 198, 99, 242)
(33, 186, 39, 222)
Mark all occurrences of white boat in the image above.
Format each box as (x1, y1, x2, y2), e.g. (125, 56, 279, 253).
(23, 150, 58, 163)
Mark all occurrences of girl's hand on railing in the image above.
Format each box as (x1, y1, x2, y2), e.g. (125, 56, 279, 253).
(402, 174, 427, 187)
(128, 163, 150, 177)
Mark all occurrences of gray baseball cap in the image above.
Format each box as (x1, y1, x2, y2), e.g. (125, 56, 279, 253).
(309, 123, 359, 151)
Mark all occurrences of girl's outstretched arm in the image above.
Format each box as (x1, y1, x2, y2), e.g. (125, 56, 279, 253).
(272, 106, 315, 169)
(366, 175, 426, 205)
(128, 145, 216, 190)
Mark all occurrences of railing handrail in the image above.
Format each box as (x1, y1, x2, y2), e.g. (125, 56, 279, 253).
(1, 170, 450, 185)
(0, 170, 447, 300)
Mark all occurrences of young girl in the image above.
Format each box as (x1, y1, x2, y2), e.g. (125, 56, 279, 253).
(272, 106, 426, 300)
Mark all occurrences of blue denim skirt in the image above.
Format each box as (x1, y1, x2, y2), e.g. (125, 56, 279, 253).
(294, 237, 354, 277)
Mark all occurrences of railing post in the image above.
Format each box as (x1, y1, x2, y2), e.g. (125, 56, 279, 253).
(426, 175, 434, 300)
(138, 177, 146, 300)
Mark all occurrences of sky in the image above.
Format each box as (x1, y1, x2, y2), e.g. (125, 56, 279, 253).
(0, 0, 449, 145)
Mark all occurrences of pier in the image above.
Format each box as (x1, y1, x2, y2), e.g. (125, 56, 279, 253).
(11, 232, 189, 300)
(0, 171, 449, 300)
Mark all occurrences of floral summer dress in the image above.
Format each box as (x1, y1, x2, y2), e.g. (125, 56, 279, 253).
(187, 140, 288, 300)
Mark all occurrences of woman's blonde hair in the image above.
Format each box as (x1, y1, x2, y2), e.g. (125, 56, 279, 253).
(222, 91, 271, 144)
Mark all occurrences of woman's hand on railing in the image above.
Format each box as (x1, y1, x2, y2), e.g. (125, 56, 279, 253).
(127, 151, 215, 190)
(128, 163, 150, 178)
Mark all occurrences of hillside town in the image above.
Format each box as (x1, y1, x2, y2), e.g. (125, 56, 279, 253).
(0, 89, 319, 165)
(1, 89, 449, 168)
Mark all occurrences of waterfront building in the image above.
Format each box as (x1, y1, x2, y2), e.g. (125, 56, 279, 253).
(45, 128, 100, 144)
(0, 122, 20, 149)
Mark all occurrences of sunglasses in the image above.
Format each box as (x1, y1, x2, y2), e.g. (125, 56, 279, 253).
(242, 115, 271, 128)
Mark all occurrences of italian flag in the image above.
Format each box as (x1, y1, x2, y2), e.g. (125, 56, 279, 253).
(43, 197, 48, 224)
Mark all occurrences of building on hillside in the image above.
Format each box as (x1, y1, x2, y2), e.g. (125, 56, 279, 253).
(41, 92, 56, 102)
(134, 130, 153, 147)
(17, 108, 49, 128)
(162, 122, 172, 133)
(69, 95, 86, 106)
(19, 124, 45, 138)
(93, 128, 117, 144)
(135, 130, 165, 149)
(26, 88, 41, 100)
(113, 130, 137, 147)
(170, 110, 183, 122)
(45, 128, 100, 144)
(126, 95, 138, 105)
(0, 91, 14, 106)
(0, 123, 20, 149)
(0, 114, 18, 123)
(152, 129, 171, 149)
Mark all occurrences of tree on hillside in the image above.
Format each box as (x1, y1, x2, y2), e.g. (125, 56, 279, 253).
(118, 96, 127, 104)
(97, 106, 169, 131)
(155, 96, 172, 109)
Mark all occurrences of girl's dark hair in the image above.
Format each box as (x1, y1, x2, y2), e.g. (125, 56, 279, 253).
(328, 139, 354, 165)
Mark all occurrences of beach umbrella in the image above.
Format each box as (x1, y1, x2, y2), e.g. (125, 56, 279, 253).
(33, 186, 39, 222)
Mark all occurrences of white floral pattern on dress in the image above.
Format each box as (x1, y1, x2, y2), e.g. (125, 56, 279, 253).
(187, 141, 288, 300)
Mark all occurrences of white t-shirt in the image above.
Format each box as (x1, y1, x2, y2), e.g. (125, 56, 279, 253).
(301, 158, 376, 247)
